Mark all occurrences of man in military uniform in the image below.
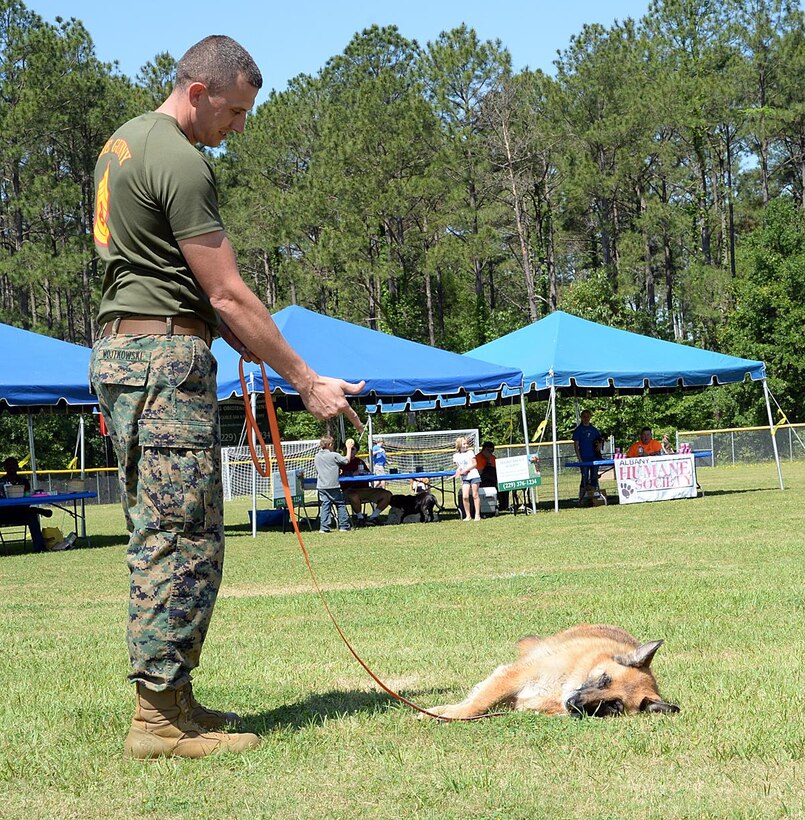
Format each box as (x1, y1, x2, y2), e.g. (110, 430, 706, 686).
(89, 35, 364, 759)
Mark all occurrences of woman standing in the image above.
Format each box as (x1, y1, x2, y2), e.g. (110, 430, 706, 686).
(453, 437, 481, 521)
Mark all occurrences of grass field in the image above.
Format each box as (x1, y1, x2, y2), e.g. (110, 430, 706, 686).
(1, 461, 803, 818)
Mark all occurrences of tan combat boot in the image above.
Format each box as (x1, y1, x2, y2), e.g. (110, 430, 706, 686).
(124, 684, 261, 759)
(187, 683, 241, 730)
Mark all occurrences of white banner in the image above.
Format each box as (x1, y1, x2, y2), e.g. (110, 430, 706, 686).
(616, 453, 697, 504)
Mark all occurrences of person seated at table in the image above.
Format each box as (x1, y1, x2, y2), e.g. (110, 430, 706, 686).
(410, 476, 430, 494)
(626, 427, 663, 458)
(0, 456, 47, 552)
(1, 456, 31, 492)
(572, 410, 603, 502)
(1, 456, 52, 520)
(341, 439, 392, 526)
(475, 441, 509, 511)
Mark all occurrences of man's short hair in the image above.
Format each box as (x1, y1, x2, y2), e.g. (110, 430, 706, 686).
(641, 426, 652, 434)
(176, 35, 262, 94)
(481, 441, 494, 450)
(319, 435, 334, 449)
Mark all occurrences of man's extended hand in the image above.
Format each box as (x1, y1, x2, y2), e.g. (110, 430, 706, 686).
(301, 377, 366, 432)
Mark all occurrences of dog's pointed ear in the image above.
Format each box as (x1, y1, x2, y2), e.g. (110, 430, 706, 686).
(516, 635, 542, 657)
(614, 640, 663, 669)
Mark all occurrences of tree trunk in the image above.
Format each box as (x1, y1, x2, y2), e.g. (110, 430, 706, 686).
(639, 188, 655, 314)
(263, 251, 277, 308)
(436, 268, 445, 343)
(468, 180, 484, 300)
(696, 142, 712, 264)
(725, 133, 736, 278)
(424, 272, 436, 346)
(500, 112, 537, 322)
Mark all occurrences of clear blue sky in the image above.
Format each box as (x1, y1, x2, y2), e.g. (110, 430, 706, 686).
(29, 0, 652, 104)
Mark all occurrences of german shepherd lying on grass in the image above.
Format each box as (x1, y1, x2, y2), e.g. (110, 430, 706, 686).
(426, 624, 680, 719)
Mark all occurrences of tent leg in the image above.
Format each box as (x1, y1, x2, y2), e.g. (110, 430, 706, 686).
(763, 379, 784, 490)
(519, 389, 536, 514)
(251, 391, 258, 537)
(550, 377, 559, 513)
(79, 415, 85, 480)
(79, 415, 87, 539)
(27, 413, 37, 489)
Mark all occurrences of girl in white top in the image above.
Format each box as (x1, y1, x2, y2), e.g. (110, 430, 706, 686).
(453, 436, 481, 521)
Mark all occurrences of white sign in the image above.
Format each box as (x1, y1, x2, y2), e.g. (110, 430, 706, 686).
(496, 455, 542, 492)
(616, 454, 697, 504)
(272, 470, 300, 508)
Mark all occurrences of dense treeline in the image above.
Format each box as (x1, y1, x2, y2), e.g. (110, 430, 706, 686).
(1, 0, 804, 462)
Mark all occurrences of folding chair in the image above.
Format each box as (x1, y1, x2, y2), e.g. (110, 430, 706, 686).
(0, 524, 29, 549)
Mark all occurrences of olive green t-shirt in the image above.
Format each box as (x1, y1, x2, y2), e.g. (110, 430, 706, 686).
(93, 112, 222, 327)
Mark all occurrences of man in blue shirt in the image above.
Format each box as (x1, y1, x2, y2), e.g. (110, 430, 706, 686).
(371, 437, 388, 488)
(572, 410, 603, 502)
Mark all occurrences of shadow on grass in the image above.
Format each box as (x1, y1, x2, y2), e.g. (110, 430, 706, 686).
(0, 532, 129, 557)
(530, 484, 775, 512)
(243, 687, 454, 732)
(698, 486, 779, 497)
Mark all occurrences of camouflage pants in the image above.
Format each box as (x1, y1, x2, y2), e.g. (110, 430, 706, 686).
(89, 333, 223, 691)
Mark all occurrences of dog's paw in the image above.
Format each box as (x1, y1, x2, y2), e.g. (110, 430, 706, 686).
(419, 703, 464, 721)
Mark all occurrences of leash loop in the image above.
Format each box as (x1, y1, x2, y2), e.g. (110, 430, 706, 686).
(238, 357, 503, 722)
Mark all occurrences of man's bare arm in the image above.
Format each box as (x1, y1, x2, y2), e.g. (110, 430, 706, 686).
(179, 230, 365, 430)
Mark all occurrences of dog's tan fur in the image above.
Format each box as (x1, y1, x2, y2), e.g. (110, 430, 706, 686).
(426, 624, 679, 719)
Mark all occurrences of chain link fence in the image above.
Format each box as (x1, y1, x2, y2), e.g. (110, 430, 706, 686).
(27, 424, 802, 507)
(677, 424, 805, 466)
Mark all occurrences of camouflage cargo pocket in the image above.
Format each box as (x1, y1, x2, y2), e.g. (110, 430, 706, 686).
(89, 339, 152, 454)
(138, 418, 218, 532)
(89, 339, 151, 392)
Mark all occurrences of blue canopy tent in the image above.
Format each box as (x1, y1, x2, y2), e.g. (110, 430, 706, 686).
(213, 305, 524, 533)
(0, 323, 96, 486)
(467, 311, 781, 510)
(214, 305, 523, 409)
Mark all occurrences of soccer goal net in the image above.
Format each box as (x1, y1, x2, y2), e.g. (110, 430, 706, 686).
(221, 439, 320, 501)
(374, 428, 479, 475)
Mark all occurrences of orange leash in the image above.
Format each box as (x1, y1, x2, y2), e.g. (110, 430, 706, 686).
(238, 358, 503, 722)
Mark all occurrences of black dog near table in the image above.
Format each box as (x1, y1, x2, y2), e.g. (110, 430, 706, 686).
(389, 492, 441, 523)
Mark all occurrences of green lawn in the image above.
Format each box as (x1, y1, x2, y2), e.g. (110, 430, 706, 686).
(0, 461, 803, 818)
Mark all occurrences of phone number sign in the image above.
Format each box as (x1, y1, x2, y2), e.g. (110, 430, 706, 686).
(496, 455, 542, 491)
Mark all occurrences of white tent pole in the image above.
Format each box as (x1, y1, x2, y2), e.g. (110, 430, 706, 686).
(79, 415, 86, 479)
(367, 412, 373, 459)
(762, 378, 784, 490)
(518, 385, 536, 514)
(27, 413, 37, 488)
(550, 374, 559, 513)
(251, 382, 258, 538)
(79, 414, 88, 539)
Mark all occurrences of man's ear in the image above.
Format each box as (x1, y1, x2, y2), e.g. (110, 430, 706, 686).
(187, 81, 207, 107)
